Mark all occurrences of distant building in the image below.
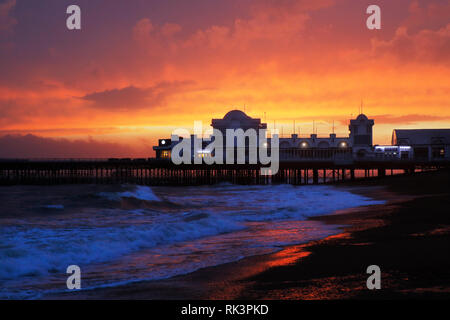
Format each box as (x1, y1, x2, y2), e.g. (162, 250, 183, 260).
(276, 113, 374, 160)
(153, 138, 175, 159)
(211, 110, 267, 161)
(392, 129, 450, 161)
(277, 131, 353, 161)
(153, 110, 375, 161)
(374, 145, 413, 160)
(153, 110, 267, 161)
(211, 110, 267, 133)
(349, 114, 375, 158)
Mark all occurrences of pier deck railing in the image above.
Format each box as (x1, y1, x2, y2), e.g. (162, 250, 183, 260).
(0, 157, 448, 186)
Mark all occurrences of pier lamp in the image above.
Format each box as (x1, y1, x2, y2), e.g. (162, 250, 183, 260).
(161, 140, 166, 145)
(339, 141, 348, 148)
(300, 142, 308, 148)
(197, 150, 211, 158)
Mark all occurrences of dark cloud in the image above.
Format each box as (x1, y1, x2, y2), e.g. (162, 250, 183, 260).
(0, 134, 137, 158)
(80, 81, 194, 111)
(0, 0, 16, 34)
(404, 0, 450, 32)
(371, 24, 450, 65)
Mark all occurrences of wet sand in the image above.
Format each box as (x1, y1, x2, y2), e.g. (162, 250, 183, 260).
(45, 170, 450, 299)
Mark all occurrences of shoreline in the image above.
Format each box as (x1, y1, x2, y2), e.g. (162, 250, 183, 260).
(41, 182, 399, 299)
(44, 170, 450, 299)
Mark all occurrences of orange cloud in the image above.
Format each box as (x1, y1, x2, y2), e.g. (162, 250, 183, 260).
(1, 0, 450, 158)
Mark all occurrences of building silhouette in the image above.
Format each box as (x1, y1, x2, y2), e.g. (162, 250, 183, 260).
(392, 129, 450, 161)
(153, 109, 450, 162)
(154, 110, 374, 161)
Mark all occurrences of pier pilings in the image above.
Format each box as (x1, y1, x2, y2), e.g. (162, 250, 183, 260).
(0, 159, 445, 186)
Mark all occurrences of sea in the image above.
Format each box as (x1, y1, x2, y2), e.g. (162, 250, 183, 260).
(0, 183, 384, 299)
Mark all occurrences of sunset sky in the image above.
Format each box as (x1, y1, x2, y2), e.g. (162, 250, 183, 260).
(0, 0, 449, 157)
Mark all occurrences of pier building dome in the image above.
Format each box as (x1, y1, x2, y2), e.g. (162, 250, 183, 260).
(223, 110, 251, 121)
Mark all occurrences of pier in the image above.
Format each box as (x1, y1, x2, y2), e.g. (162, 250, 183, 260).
(0, 157, 448, 186)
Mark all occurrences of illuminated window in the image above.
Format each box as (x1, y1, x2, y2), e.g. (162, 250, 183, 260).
(197, 150, 211, 158)
(161, 150, 171, 159)
(432, 147, 445, 158)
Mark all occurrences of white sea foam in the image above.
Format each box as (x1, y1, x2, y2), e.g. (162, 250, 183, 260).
(99, 185, 161, 202)
(166, 184, 384, 221)
(0, 213, 242, 281)
(0, 184, 385, 298)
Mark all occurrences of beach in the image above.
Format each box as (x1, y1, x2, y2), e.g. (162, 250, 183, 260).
(41, 170, 450, 300)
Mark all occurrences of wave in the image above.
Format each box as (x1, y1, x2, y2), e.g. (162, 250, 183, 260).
(0, 212, 243, 281)
(98, 185, 161, 202)
(0, 183, 385, 298)
(165, 184, 384, 222)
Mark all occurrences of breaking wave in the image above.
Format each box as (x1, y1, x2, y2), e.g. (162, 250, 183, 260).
(0, 183, 385, 298)
(0, 213, 242, 280)
(98, 185, 161, 202)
